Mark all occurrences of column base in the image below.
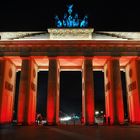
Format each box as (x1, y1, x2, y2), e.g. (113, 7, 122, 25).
(0, 123, 13, 129)
(107, 122, 125, 126)
(85, 122, 97, 126)
(21, 122, 29, 126)
(17, 122, 35, 126)
(46, 122, 58, 126)
(130, 122, 140, 125)
(0, 121, 11, 125)
(0, 122, 12, 126)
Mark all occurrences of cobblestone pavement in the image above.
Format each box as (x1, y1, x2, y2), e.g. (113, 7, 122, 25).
(1, 125, 140, 140)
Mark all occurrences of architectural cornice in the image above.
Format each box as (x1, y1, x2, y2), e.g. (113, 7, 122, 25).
(0, 40, 140, 56)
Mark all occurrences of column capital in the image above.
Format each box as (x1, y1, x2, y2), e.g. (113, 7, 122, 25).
(111, 56, 121, 60)
(83, 56, 94, 60)
(107, 56, 120, 61)
(20, 56, 31, 60)
(48, 57, 60, 70)
(48, 56, 59, 60)
(104, 57, 120, 66)
(82, 57, 93, 69)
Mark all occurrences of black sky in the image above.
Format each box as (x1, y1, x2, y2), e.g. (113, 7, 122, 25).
(0, 0, 140, 31)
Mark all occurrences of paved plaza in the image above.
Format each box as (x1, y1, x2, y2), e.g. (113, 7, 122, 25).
(1, 125, 140, 140)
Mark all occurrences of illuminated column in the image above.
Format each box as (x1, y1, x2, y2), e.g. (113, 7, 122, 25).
(104, 58, 124, 124)
(82, 57, 95, 125)
(47, 57, 60, 125)
(17, 57, 38, 125)
(125, 58, 140, 124)
(0, 58, 16, 124)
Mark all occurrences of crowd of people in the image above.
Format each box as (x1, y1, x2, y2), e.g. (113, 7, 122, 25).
(36, 113, 43, 125)
(35, 113, 112, 126)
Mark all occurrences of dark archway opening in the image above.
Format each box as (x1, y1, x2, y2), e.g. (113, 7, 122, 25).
(60, 71, 82, 124)
(13, 71, 20, 122)
(37, 71, 48, 121)
(93, 71, 105, 124)
(121, 71, 128, 121)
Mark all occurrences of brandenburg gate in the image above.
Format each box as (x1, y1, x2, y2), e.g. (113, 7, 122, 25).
(1, 28, 140, 125)
(1, 4, 140, 126)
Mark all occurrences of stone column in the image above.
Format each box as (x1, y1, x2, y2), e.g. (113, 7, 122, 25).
(104, 58, 124, 124)
(17, 57, 38, 125)
(82, 57, 95, 125)
(125, 58, 140, 124)
(0, 58, 16, 124)
(47, 57, 60, 125)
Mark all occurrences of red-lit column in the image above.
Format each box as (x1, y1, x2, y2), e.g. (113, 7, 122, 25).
(47, 57, 60, 125)
(0, 58, 16, 124)
(104, 57, 124, 124)
(82, 57, 95, 125)
(17, 57, 38, 125)
(125, 58, 140, 124)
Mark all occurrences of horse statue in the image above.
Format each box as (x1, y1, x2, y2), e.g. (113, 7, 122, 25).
(73, 13, 80, 27)
(54, 15, 62, 27)
(80, 15, 88, 27)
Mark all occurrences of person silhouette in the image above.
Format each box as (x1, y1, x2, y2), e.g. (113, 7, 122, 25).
(80, 115, 84, 125)
(37, 113, 42, 125)
(108, 116, 111, 125)
(103, 114, 106, 125)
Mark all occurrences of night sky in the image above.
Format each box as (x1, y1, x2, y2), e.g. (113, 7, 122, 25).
(0, 0, 140, 31)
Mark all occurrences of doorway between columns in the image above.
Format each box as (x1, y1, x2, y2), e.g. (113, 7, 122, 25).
(60, 71, 82, 125)
(93, 71, 105, 125)
(12, 71, 20, 123)
(121, 71, 128, 123)
(36, 71, 48, 124)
